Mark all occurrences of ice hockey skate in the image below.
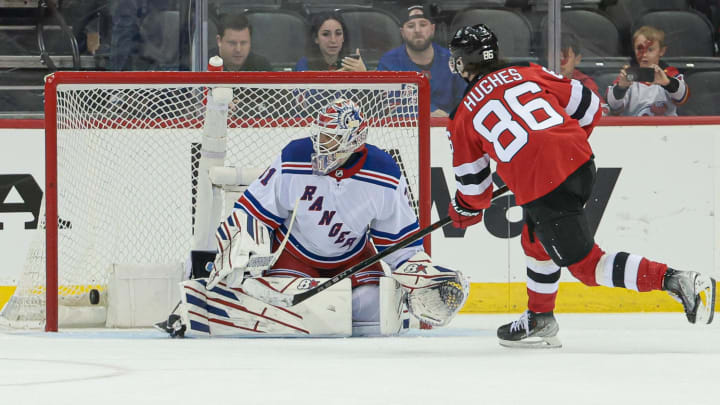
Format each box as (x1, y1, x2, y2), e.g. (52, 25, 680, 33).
(154, 314, 186, 338)
(663, 269, 716, 324)
(497, 310, 561, 348)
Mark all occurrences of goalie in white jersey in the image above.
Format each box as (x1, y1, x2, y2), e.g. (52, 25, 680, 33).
(159, 98, 469, 338)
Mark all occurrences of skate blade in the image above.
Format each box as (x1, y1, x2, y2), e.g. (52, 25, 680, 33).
(499, 336, 562, 349)
(694, 276, 716, 325)
(153, 320, 168, 332)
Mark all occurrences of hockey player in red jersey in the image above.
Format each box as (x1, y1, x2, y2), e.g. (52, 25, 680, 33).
(445, 24, 716, 348)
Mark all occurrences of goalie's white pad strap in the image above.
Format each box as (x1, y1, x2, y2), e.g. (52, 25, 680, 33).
(350, 278, 406, 337)
(378, 277, 405, 335)
(209, 166, 265, 187)
(178, 277, 352, 337)
(207, 87, 233, 111)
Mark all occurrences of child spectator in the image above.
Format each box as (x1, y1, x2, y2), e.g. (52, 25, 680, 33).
(560, 33, 608, 114)
(607, 26, 689, 116)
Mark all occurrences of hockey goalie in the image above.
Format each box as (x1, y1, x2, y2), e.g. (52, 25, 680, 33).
(157, 97, 469, 338)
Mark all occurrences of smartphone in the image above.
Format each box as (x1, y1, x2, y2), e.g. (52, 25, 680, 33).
(626, 67, 655, 82)
(336, 54, 360, 69)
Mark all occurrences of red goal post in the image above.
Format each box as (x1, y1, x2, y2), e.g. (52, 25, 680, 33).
(35, 71, 431, 332)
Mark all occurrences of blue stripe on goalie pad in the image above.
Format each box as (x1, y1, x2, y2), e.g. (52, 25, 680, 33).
(207, 285, 240, 301)
(190, 320, 210, 333)
(246, 212, 255, 239)
(186, 292, 230, 318)
(206, 304, 229, 318)
(186, 293, 206, 309)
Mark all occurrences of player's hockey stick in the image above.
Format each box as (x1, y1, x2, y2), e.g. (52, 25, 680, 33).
(242, 185, 510, 307)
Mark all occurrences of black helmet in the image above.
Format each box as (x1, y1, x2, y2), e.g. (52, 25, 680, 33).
(448, 24, 499, 75)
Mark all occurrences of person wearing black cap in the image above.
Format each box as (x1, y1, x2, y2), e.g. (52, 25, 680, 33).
(377, 4, 466, 117)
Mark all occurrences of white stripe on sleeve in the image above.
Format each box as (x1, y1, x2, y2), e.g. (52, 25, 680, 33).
(453, 154, 490, 177)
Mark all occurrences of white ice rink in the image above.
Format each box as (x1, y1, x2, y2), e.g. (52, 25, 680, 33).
(1, 313, 717, 405)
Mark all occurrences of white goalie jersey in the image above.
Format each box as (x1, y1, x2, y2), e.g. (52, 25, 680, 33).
(234, 136, 424, 272)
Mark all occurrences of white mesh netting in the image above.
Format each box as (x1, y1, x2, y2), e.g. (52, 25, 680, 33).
(0, 78, 424, 328)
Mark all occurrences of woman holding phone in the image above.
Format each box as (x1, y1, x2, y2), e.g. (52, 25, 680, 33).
(294, 11, 367, 72)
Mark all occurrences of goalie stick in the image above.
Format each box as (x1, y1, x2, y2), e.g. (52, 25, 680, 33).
(242, 185, 510, 307)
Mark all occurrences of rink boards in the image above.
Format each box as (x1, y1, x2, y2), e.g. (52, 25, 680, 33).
(1, 121, 719, 313)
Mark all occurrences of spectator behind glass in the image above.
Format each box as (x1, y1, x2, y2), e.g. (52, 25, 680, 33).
(109, 0, 145, 70)
(294, 12, 367, 72)
(377, 4, 466, 117)
(607, 26, 689, 116)
(560, 33, 608, 115)
(109, 0, 182, 70)
(215, 12, 271, 71)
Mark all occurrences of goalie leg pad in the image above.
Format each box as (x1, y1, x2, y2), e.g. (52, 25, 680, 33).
(172, 277, 352, 337)
(351, 277, 407, 336)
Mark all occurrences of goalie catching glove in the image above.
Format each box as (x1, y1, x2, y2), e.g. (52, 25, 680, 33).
(392, 252, 469, 327)
(206, 209, 271, 289)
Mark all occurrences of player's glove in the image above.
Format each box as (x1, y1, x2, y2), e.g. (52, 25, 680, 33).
(206, 210, 271, 290)
(448, 196, 483, 229)
(392, 252, 470, 327)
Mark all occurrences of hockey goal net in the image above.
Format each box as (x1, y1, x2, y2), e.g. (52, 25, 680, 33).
(0, 71, 430, 331)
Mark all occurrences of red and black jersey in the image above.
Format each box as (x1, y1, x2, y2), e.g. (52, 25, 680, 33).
(447, 62, 602, 208)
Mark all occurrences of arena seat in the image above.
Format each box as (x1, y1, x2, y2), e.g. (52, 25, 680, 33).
(209, 0, 282, 10)
(214, 10, 308, 71)
(605, 0, 689, 51)
(679, 71, 720, 116)
(529, 0, 603, 10)
(450, 8, 534, 58)
(591, 70, 620, 100)
(540, 9, 622, 57)
(633, 10, 715, 57)
(338, 9, 402, 70)
(438, 0, 509, 11)
(138, 11, 180, 70)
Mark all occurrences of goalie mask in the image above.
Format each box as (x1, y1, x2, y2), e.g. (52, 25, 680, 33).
(311, 98, 368, 175)
(448, 24, 499, 77)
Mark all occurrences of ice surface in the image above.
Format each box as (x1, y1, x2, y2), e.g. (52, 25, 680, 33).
(1, 313, 717, 405)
